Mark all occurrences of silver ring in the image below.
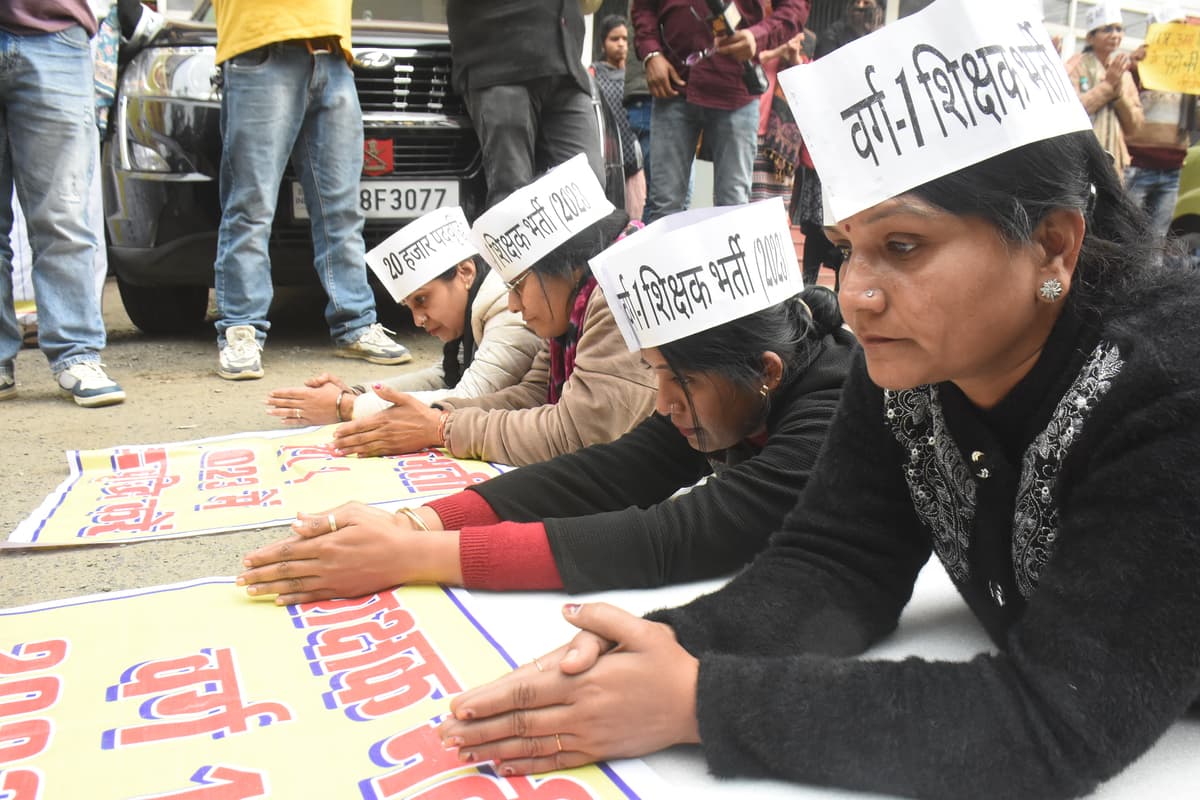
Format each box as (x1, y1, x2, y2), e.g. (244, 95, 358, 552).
(293, 408, 301, 419)
(327, 513, 338, 533)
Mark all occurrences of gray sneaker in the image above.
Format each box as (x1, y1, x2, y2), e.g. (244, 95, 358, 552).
(218, 325, 264, 380)
(57, 362, 126, 407)
(335, 323, 412, 365)
(0, 362, 14, 401)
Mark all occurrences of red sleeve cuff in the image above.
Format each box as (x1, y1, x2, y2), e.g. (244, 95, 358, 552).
(426, 490, 501, 530)
(459, 522, 564, 591)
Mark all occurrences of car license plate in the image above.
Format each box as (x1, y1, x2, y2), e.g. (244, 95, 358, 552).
(292, 180, 460, 220)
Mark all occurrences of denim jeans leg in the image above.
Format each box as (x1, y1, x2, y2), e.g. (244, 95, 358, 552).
(705, 99, 758, 208)
(0, 27, 105, 373)
(292, 51, 376, 345)
(626, 98, 653, 215)
(646, 95, 702, 222)
(213, 44, 306, 346)
(1126, 166, 1181, 238)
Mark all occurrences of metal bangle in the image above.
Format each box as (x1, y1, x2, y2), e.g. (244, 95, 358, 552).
(336, 389, 349, 423)
(398, 506, 430, 531)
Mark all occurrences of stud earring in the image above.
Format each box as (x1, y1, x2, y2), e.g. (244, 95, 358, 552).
(759, 384, 769, 398)
(1039, 278, 1064, 303)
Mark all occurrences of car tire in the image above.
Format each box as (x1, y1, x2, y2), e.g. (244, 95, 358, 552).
(116, 277, 210, 335)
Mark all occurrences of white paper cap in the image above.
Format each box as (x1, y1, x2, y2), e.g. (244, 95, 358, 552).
(589, 198, 804, 351)
(470, 154, 614, 282)
(1085, 2, 1124, 31)
(778, 0, 1090, 223)
(364, 207, 477, 303)
(1151, 6, 1188, 24)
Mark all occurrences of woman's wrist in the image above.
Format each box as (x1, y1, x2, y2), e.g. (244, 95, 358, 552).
(408, 529, 464, 585)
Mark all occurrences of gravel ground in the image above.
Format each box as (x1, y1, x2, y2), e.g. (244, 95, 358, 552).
(0, 279, 439, 609)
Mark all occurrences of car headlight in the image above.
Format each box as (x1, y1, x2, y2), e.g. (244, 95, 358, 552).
(121, 46, 218, 101)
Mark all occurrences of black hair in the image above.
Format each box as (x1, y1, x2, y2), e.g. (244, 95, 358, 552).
(656, 285, 842, 450)
(531, 209, 630, 280)
(597, 14, 628, 45)
(524, 208, 630, 330)
(657, 285, 842, 390)
(905, 130, 1173, 314)
(440, 256, 489, 388)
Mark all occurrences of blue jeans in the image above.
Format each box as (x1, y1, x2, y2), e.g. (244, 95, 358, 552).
(1124, 165, 1180, 238)
(626, 97, 653, 220)
(214, 43, 376, 346)
(0, 26, 105, 373)
(645, 95, 758, 223)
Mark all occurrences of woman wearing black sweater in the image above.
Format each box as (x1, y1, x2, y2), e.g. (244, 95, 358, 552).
(237, 280, 854, 601)
(435, 18, 1200, 799)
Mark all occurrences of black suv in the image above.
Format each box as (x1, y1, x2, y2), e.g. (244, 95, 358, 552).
(104, 1, 489, 334)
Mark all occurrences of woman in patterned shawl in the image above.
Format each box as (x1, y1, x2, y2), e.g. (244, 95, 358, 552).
(434, 124, 1200, 799)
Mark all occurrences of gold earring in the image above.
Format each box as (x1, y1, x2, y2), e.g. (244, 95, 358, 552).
(759, 384, 769, 398)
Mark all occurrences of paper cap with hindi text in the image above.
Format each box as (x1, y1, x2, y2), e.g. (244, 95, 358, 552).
(778, 0, 1090, 223)
(365, 206, 477, 303)
(470, 153, 614, 283)
(589, 198, 804, 351)
(1085, 2, 1124, 31)
(1151, 6, 1188, 24)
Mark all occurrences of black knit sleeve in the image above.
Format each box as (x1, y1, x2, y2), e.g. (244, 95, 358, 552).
(648, 339, 1200, 798)
(470, 413, 712, 523)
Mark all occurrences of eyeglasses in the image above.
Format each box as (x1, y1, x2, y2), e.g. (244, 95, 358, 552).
(504, 268, 534, 293)
(1095, 24, 1123, 33)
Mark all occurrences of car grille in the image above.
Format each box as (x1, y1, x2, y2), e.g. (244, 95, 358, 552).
(353, 48, 466, 116)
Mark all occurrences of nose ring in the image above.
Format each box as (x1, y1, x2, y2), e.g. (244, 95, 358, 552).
(864, 288, 877, 299)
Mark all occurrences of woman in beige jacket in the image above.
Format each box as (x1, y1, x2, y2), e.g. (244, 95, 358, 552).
(1065, 10, 1143, 182)
(266, 257, 541, 424)
(327, 212, 657, 467)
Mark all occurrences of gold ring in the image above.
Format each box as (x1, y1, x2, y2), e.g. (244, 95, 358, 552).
(533, 657, 544, 672)
(294, 408, 301, 419)
(327, 513, 338, 533)
(555, 733, 563, 753)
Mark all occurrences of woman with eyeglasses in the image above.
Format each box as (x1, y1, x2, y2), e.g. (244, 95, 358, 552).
(239, 281, 854, 605)
(1066, 5, 1144, 182)
(326, 209, 657, 466)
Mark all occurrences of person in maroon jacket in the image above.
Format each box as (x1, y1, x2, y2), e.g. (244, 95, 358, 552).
(632, 0, 808, 222)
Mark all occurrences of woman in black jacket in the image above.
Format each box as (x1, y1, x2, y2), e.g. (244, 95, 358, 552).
(237, 285, 855, 601)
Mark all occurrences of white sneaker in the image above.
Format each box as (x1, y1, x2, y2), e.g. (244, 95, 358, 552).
(122, 4, 165, 50)
(218, 325, 264, 380)
(335, 323, 412, 365)
(0, 362, 14, 401)
(57, 362, 125, 408)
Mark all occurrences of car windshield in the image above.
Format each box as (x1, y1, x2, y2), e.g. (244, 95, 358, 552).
(196, 0, 446, 24)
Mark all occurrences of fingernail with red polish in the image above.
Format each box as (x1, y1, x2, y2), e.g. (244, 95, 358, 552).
(564, 603, 582, 616)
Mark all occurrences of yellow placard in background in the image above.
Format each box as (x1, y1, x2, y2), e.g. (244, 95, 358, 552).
(1138, 22, 1200, 94)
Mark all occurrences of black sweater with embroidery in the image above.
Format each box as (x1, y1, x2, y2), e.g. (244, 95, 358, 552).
(651, 273, 1200, 799)
(472, 328, 856, 592)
